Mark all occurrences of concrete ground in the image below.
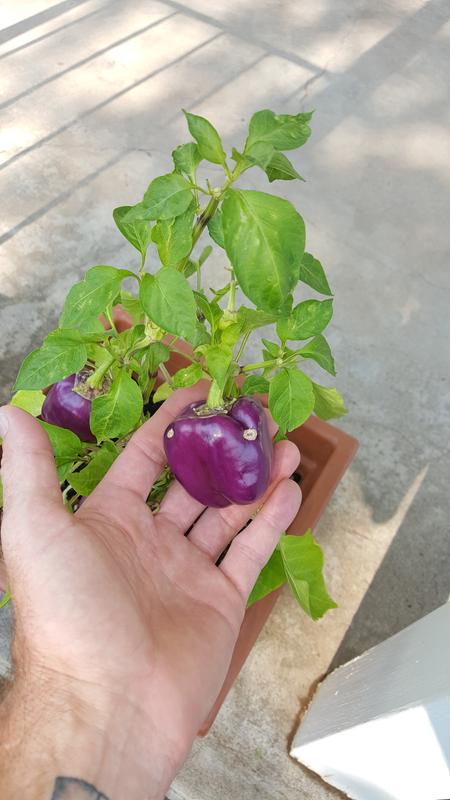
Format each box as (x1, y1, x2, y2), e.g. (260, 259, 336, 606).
(1, 0, 450, 797)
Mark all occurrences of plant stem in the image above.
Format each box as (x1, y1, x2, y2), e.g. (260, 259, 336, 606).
(170, 347, 196, 363)
(87, 352, 116, 388)
(179, 172, 234, 273)
(159, 363, 174, 388)
(234, 329, 251, 364)
(139, 251, 146, 277)
(241, 357, 279, 373)
(227, 273, 236, 312)
(104, 306, 118, 336)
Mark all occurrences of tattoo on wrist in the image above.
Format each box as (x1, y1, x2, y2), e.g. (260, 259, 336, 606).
(51, 777, 110, 799)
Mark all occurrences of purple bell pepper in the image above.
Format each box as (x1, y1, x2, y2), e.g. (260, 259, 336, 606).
(163, 396, 272, 508)
(41, 373, 95, 442)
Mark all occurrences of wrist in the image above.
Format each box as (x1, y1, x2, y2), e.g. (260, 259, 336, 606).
(0, 663, 182, 800)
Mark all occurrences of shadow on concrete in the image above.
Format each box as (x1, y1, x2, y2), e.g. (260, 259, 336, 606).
(0, 0, 91, 46)
(329, 451, 450, 668)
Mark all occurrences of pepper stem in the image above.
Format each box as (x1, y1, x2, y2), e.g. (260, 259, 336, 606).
(206, 380, 224, 408)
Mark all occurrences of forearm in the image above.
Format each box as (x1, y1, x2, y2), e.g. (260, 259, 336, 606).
(0, 665, 179, 800)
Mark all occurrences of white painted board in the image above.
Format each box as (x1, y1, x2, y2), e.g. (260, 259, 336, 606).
(291, 602, 450, 800)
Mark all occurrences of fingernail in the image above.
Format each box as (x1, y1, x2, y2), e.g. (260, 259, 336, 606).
(0, 408, 9, 438)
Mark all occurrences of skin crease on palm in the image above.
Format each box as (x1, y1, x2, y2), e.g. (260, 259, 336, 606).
(0, 381, 301, 800)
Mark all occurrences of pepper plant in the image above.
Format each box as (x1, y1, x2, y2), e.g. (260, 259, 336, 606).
(3, 109, 346, 620)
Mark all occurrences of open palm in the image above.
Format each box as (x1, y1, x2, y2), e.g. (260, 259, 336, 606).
(0, 384, 300, 769)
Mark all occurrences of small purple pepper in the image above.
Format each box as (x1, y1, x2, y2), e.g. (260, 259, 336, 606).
(163, 396, 272, 508)
(41, 373, 95, 442)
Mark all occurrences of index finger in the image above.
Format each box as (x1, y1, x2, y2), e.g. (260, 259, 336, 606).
(94, 381, 209, 502)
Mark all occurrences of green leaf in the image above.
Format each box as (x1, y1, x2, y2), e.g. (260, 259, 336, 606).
(45, 328, 105, 345)
(11, 389, 45, 416)
(191, 321, 211, 349)
(241, 375, 270, 396)
(298, 335, 336, 376)
(60, 266, 133, 330)
(68, 442, 118, 496)
(222, 189, 305, 314)
(299, 253, 332, 296)
(173, 362, 203, 388)
(219, 322, 242, 347)
(312, 383, 347, 420)
(119, 290, 143, 324)
(261, 338, 280, 358)
(40, 421, 82, 463)
(199, 245, 213, 266)
(112, 324, 145, 357)
(90, 372, 143, 441)
(210, 281, 230, 301)
(241, 143, 304, 183)
(153, 382, 173, 403)
(151, 203, 195, 267)
(207, 210, 225, 248)
(147, 342, 170, 374)
(140, 268, 197, 342)
(113, 206, 152, 256)
(194, 291, 220, 337)
(264, 151, 304, 182)
(237, 306, 279, 331)
(14, 339, 87, 391)
(245, 109, 313, 153)
(280, 531, 337, 620)
(142, 173, 193, 220)
(277, 299, 333, 342)
(183, 110, 226, 165)
(269, 368, 314, 432)
(247, 548, 285, 607)
(203, 345, 233, 390)
(172, 142, 202, 182)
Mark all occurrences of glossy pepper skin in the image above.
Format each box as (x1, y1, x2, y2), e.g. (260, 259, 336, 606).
(163, 396, 272, 508)
(41, 373, 95, 442)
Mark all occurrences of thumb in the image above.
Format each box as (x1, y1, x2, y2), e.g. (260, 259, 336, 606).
(0, 406, 63, 531)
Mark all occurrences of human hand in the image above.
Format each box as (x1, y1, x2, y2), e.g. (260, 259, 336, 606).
(0, 385, 301, 799)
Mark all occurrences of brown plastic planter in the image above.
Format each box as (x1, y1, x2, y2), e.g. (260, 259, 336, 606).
(198, 415, 358, 734)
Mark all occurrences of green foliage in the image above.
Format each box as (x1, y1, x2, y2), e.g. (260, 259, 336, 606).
(60, 266, 133, 330)
(247, 530, 336, 621)
(240, 375, 270, 395)
(312, 383, 348, 420)
(207, 210, 224, 248)
(68, 442, 118, 496)
(299, 253, 332, 296)
(280, 531, 337, 620)
(222, 189, 305, 314)
(40, 421, 82, 464)
(245, 109, 313, 153)
(269, 368, 315, 433)
(12, 107, 346, 627)
(11, 389, 45, 416)
(14, 331, 88, 390)
(247, 548, 285, 605)
(140, 268, 197, 342)
(277, 299, 333, 342)
(173, 362, 204, 388)
(298, 335, 335, 376)
(90, 372, 143, 441)
(113, 206, 152, 256)
(172, 142, 202, 182)
(141, 173, 193, 220)
(183, 110, 226, 165)
(151, 203, 195, 267)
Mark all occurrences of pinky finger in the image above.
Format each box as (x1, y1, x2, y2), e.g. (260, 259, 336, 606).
(219, 478, 301, 602)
